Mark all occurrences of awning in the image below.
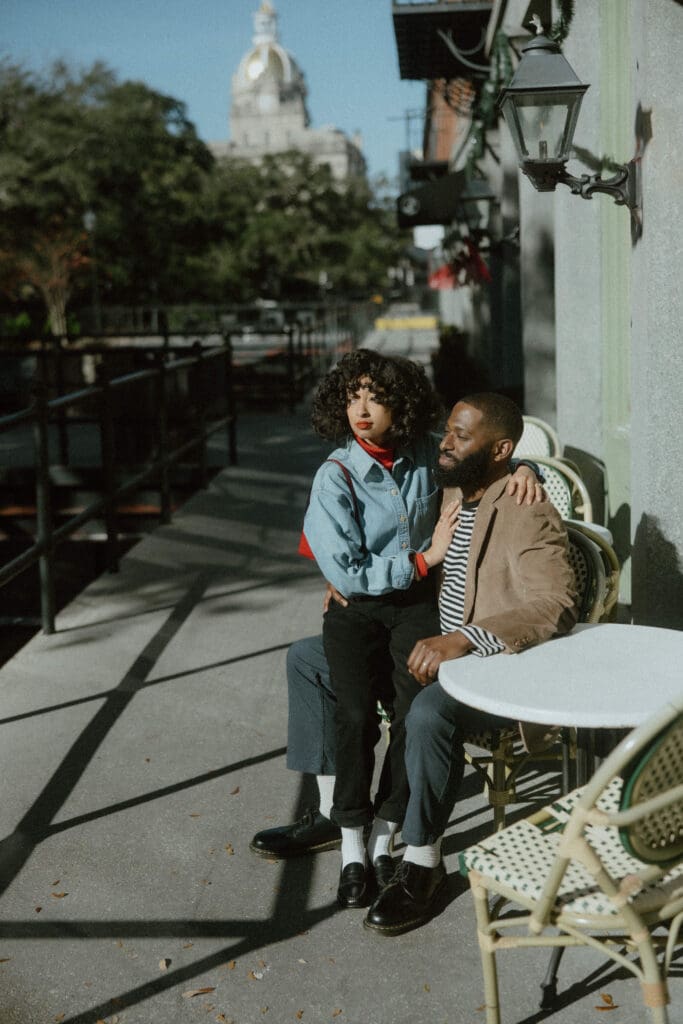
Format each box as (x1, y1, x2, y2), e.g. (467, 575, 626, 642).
(392, 1, 493, 80)
(396, 170, 496, 228)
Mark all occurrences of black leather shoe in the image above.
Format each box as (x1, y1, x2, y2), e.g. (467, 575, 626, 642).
(363, 859, 447, 935)
(372, 855, 396, 891)
(249, 809, 341, 859)
(337, 861, 371, 909)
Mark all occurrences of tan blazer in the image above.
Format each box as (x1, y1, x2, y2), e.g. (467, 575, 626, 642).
(441, 475, 579, 750)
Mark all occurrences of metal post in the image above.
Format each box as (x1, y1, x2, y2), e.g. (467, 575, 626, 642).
(32, 381, 56, 634)
(97, 365, 120, 572)
(192, 342, 208, 489)
(155, 351, 171, 524)
(53, 334, 70, 465)
(286, 326, 296, 412)
(224, 336, 237, 465)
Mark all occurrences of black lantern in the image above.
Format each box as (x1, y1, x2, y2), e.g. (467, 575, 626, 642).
(498, 30, 638, 210)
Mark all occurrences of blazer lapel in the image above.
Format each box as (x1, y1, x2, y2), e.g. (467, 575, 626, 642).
(462, 476, 511, 623)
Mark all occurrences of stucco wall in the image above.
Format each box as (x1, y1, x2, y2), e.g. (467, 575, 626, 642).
(629, 0, 683, 627)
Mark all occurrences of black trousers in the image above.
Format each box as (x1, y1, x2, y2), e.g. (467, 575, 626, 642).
(322, 577, 439, 828)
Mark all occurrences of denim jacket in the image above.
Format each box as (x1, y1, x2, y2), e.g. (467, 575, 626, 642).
(303, 434, 441, 597)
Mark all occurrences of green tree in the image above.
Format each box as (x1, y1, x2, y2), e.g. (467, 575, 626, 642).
(0, 59, 213, 333)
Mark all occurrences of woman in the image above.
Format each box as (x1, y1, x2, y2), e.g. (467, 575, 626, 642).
(303, 349, 540, 908)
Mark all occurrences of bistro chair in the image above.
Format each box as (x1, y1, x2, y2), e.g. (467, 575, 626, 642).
(567, 520, 621, 622)
(462, 523, 620, 830)
(458, 698, 683, 1024)
(533, 455, 594, 522)
(514, 416, 561, 459)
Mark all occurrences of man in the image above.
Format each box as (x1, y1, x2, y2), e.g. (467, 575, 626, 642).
(363, 392, 577, 934)
(251, 394, 576, 925)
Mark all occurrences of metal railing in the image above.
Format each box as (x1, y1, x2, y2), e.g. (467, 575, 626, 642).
(0, 343, 236, 635)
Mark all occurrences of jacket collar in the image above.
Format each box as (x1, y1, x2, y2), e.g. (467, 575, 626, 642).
(346, 437, 416, 480)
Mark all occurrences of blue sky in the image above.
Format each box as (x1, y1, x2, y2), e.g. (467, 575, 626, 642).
(1, 0, 427, 183)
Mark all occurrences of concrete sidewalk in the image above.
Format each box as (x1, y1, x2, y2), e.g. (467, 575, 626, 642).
(0, 402, 678, 1024)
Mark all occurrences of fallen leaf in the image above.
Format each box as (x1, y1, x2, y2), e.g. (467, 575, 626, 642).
(332, 1012, 342, 1019)
(52, 880, 60, 886)
(145, 757, 151, 762)
(258, 960, 267, 969)
(200, 878, 212, 886)
(225, 844, 234, 855)
(115, 940, 124, 948)
(190, 813, 201, 818)
(260, 1008, 269, 1015)
(203, 1004, 216, 1012)
(159, 958, 171, 970)
(51, 892, 68, 899)
(230, 786, 240, 795)
(424, 983, 430, 992)
(183, 987, 216, 998)
(35, 906, 42, 913)
(248, 969, 264, 981)
(228, 960, 236, 969)
(0, 958, 11, 964)
(54, 1015, 65, 1022)
(594, 992, 619, 1011)
(297, 959, 307, 965)
(296, 1013, 304, 1020)
(327, 957, 335, 964)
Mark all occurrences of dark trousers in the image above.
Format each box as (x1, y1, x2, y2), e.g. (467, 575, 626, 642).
(322, 578, 439, 828)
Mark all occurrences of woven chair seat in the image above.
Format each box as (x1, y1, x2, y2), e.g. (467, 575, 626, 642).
(544, 775, 623, 823)
(460, 813, 683, 919)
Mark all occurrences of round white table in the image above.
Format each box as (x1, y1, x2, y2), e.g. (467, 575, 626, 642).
(438, 621, 683, 730)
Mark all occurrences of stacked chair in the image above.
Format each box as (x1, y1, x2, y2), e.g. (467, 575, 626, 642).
(459, 699, 683, 1023)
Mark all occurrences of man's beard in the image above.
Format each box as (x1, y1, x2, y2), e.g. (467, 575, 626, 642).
(433, 444, 495, 494)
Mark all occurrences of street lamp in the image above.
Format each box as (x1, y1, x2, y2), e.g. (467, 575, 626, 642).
(498, 29, 639, 210)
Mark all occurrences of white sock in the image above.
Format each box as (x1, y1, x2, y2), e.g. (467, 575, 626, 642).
(316, 775, 335, 820)
(340, 826, 366, 868)
(367, 818, 398, 863)
(403, 837, 442, 869)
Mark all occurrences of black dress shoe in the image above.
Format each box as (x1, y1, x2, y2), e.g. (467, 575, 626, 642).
(363, 859, 447, 935)
(337, 861, 371, 909)
(372, 855, 396, 891)
(249, 809, 341, 859)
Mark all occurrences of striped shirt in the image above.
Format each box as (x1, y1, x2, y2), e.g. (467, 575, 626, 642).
(439, 501, 505, 657)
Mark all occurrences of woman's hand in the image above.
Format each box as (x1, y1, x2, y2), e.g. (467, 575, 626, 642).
(421, 500, 461, 568)
(507, 465, 547, 505)
(323, 582, 348, 611)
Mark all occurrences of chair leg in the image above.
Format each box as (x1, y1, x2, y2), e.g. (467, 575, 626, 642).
(490, 746, 512, 832)
(470, 873, 501, 1024)
(539, 947, 564, 1009)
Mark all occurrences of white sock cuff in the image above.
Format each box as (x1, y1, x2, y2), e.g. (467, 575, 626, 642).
(316, 775, 335, 820)
(403, 837, 442, 869)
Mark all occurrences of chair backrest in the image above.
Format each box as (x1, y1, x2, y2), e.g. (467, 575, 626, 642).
(566, 521, 621, 621)
(619, 713, 683, 865)
(514, 416, 561, 458)
(535, 456, 593, 522)
(530, 698, 683, 932)
(565, 524, 608, 623)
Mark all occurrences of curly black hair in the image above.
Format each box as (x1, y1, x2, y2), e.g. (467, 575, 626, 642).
(311, 348, 442, 445)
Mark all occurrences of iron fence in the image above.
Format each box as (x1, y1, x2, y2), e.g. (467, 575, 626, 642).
(0, 342, 236, 635)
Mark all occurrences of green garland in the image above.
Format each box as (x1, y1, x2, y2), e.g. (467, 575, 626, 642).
(550, 0, 575, 45)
